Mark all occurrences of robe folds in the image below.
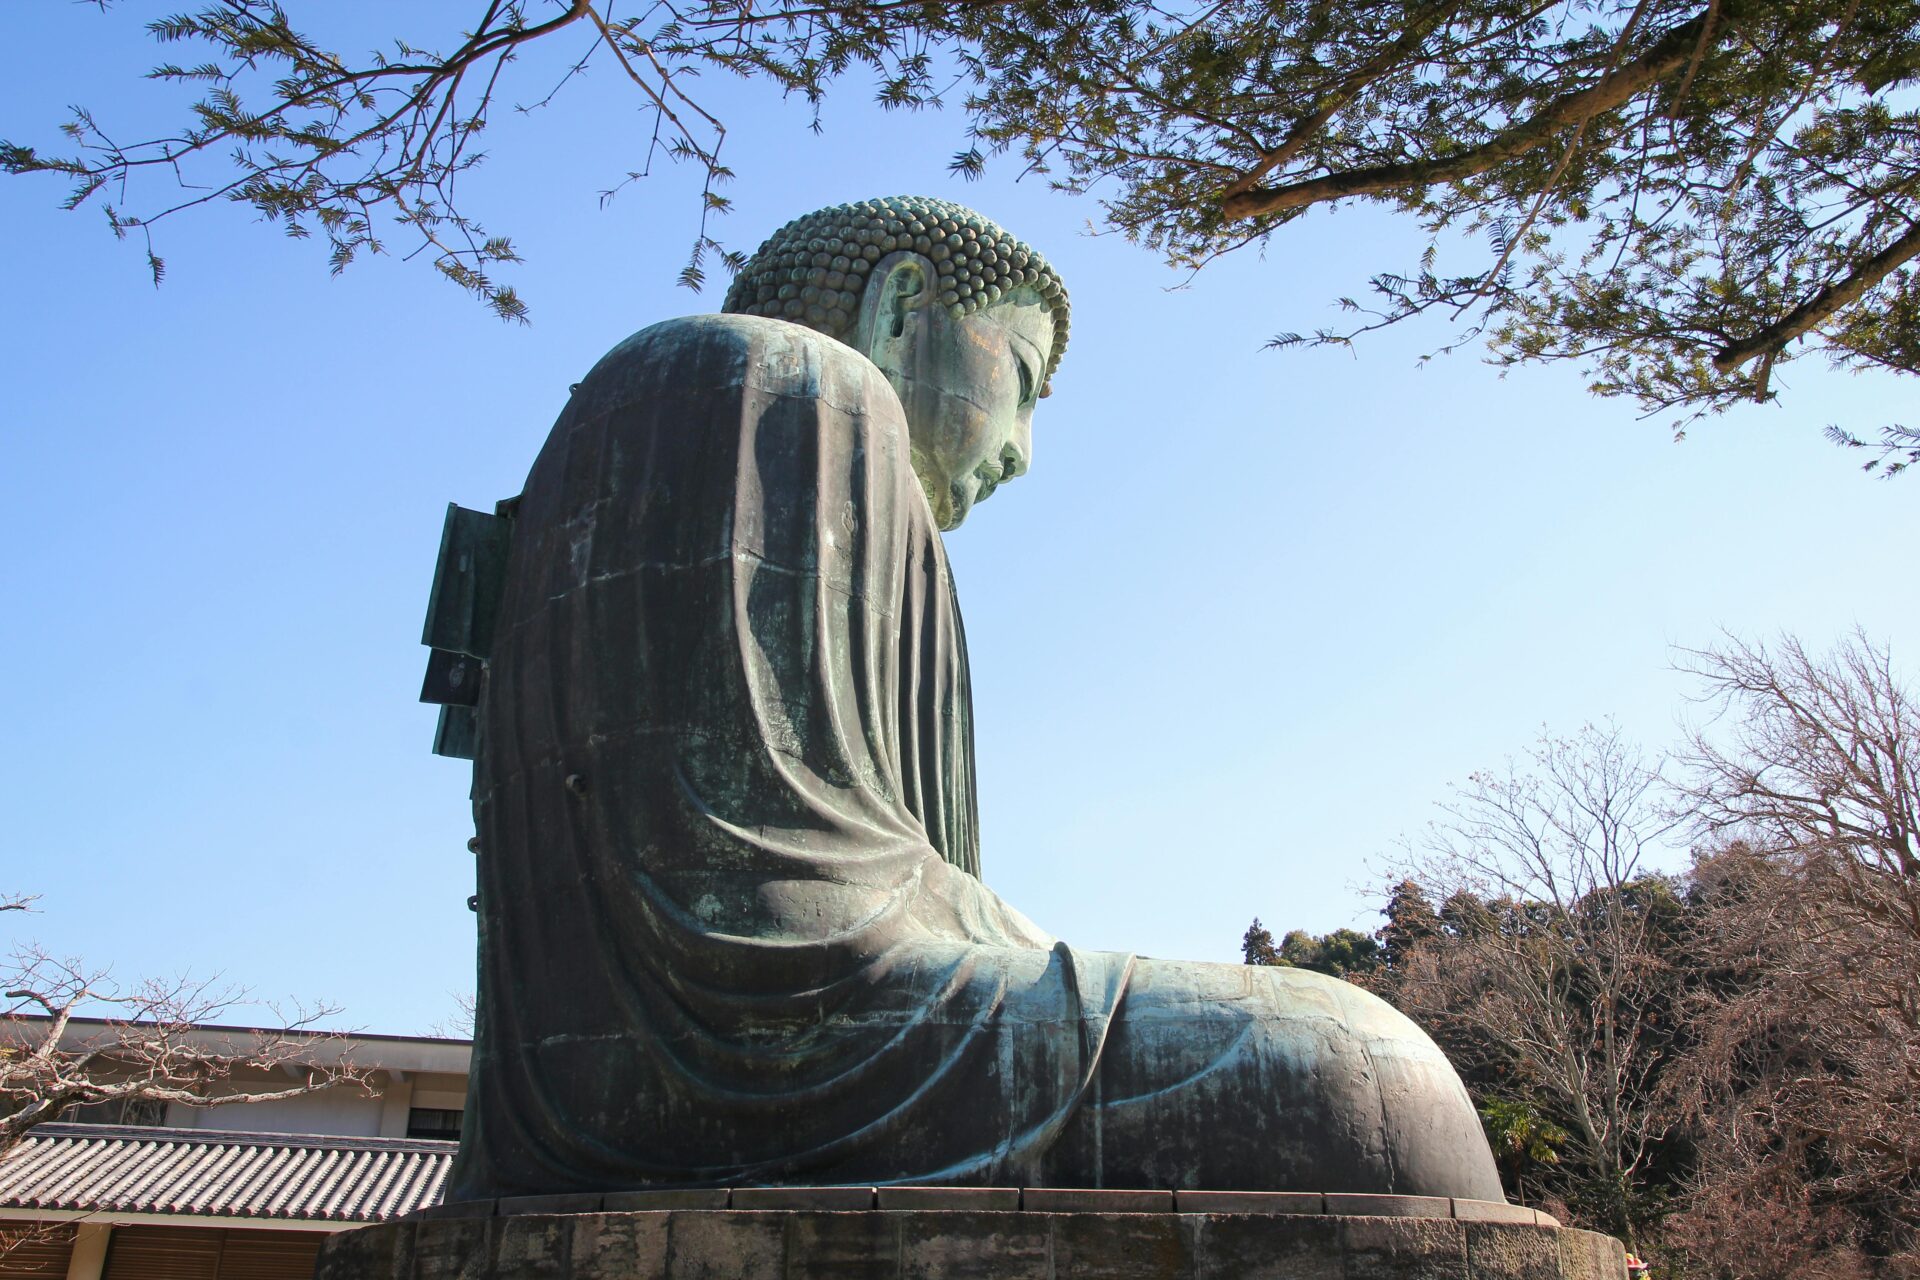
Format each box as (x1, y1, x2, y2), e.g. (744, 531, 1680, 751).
(449, 314, 1505, 1201)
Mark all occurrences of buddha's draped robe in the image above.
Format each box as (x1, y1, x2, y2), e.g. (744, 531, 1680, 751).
(453, 315, 1130, 1194)
(450, 314, 1504, 1202)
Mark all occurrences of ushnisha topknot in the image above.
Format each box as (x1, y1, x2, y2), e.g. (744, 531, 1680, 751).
(721, 195, 1070, 395)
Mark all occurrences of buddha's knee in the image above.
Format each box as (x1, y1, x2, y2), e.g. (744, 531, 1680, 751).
(1247, 964, 1503, 1198)
(1060, 959, 1503, 1198)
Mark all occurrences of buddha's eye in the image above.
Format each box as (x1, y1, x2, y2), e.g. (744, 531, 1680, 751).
(1014, 354, 1036, 407)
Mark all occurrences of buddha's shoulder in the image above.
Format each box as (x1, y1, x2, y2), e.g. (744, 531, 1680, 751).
(581, 313, 891, 404)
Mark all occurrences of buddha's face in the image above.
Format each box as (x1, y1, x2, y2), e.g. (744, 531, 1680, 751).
(860, 263, 1054, 530)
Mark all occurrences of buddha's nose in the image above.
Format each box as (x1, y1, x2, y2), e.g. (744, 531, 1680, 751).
(1003, 417, 1031, 478)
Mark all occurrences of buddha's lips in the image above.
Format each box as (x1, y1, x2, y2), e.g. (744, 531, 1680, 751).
(972, 458, 1015, 504)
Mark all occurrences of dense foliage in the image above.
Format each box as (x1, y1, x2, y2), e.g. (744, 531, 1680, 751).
(964, 2, 1920, 457)
(6, 3, 1920, 465)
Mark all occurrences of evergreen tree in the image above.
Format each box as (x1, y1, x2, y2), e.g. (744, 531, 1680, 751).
(8, 3, 1920, 465)
(1240, 917, 1280, 966)
(1378, 879, 1440, 971)
(1279, 927, 1382, 978)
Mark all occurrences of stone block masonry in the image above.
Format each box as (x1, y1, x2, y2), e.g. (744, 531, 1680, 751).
(317, 1201, 1625, 1280)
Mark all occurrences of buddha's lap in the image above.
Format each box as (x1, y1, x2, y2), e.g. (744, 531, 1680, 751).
(1036, 957, 1507, 1197)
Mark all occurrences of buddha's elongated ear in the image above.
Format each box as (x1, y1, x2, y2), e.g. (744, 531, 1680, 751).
(854, 251, 934, 369)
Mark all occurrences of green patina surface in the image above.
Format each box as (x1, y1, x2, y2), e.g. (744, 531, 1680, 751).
(413, 198, 1514, 1209)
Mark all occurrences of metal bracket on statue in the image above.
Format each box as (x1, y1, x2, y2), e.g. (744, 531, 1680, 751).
(420, 500, 517, 759)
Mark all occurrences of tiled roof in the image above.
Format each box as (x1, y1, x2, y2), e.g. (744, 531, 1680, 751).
(0, 1124, 452, 1224)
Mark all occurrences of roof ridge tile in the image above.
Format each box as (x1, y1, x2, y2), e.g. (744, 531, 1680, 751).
(22, 1123, 457, 1154)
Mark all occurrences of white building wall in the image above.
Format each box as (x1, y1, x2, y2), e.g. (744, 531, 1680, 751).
(158, 1069, 470, 1138)
(164, 1088, 388, 1138)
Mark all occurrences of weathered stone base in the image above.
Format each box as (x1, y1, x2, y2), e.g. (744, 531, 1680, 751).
(316, 1204, 1625, 1280)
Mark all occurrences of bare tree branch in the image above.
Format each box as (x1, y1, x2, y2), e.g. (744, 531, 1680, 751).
(1, 901, 374, 1154)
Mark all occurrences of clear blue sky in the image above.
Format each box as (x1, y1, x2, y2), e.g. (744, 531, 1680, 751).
(4, 4, 1913, 1035)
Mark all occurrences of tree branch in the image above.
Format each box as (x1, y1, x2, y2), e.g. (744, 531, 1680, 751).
(1219, 5, 1724, 222)
(1713, 218, 1920, 373)
(1220, 0, 1468, 199)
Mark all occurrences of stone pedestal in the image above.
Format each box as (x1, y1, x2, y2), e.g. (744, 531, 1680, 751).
(314, 1191, 1626, 1280)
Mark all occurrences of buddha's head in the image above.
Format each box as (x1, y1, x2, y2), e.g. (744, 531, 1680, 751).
(722, 196, 1070, 530)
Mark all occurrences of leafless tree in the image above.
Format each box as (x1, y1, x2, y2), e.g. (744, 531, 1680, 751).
(428, 992, 477, 1040)
(1666, 634, 1920, 1271)
(1, 891, 372, 1154)
(1383, 724, 1687, 1241)
(0, 1220, 77, 1270)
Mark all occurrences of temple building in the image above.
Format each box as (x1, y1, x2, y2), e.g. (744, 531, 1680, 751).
(0, 1020, 467, 1280)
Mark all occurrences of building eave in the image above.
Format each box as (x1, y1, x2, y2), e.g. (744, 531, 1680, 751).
(0, 1124, 453, 1226)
